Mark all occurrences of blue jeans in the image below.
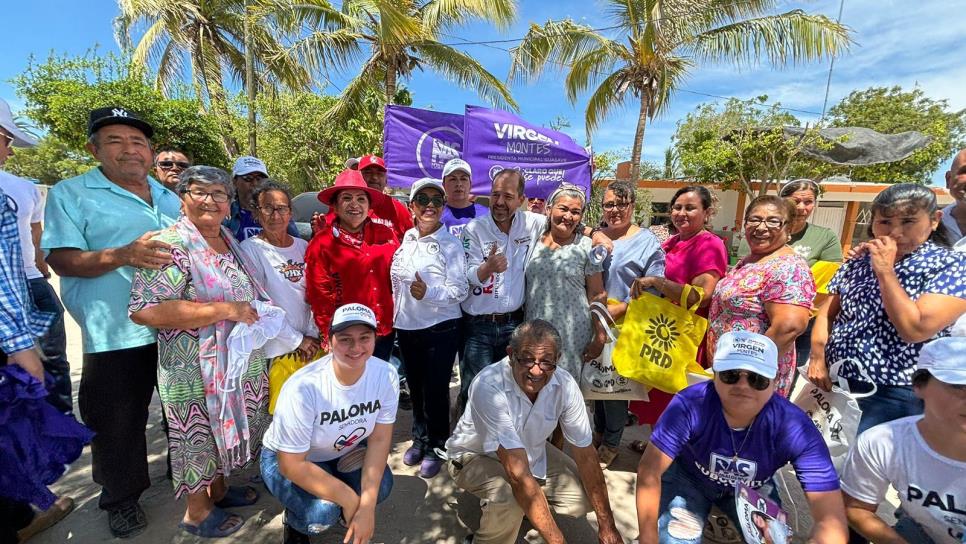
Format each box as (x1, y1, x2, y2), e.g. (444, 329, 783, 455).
(593, 399, 628, 448)
(656, 462, 780, 544)
(847, 379, 923, 435)
(28, 277, 72, 413)
(459, 316, 519, 410)
(260, 448, 393, 535)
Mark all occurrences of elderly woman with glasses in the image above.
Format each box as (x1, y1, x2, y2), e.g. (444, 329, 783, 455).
(636, 331, 847, 544)
(525, 183, 607, 381)
(389, 178, 467, 479)
(129, 166, 274, 538)
(240, 180, 320, 412)
(707, 195, 815, 398)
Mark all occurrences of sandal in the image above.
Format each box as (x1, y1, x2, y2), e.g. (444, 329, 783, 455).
(214, 485, 259, 508)
(17, 496, 75, 542)
(179, 507, 245, 538)
(629, 440, 648, 454)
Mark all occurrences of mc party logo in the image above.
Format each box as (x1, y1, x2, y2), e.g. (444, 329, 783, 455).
(416, 126, 462, 177)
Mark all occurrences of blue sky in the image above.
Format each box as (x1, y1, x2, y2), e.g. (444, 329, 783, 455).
(2, 0, 963, 185)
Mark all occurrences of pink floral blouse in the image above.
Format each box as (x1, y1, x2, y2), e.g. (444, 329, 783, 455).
(707, 253, 815, 396)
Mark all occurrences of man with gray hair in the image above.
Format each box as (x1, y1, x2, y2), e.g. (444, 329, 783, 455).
(445, 319, 622, 544)
(41, 106, 181, 538)
(943, 148, 966, 244)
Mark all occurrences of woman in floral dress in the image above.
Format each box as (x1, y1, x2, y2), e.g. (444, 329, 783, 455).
(707, 195, 815, 397)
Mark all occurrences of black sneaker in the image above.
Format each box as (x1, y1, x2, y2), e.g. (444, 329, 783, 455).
(108, 502, 147, 539)
(283, 523, 311, 544)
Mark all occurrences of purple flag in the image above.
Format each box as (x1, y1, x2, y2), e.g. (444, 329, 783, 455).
(462, 105, 592, 200)
(383, 105, 464, 189)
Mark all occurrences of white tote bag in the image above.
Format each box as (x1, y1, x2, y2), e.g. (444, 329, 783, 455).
(793, 360, 876, 471)
(580, 303, 649, 401)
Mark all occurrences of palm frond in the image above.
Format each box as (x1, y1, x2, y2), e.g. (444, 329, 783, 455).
(324, 56, 383, 122)
(420, 0, 516, 34)
(413, 41, 518, 111)
(283, 28, 363, 78)
(508, 20, 612, 85)
(563, 44, 626, 103)
(584, 69, 632, 134)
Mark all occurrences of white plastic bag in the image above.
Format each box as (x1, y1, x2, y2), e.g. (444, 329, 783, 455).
(580, 303, 649, 401)
(793, 360, 876, 471)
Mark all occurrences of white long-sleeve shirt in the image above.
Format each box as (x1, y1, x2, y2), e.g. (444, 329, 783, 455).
(461, 209, 544, 316)
(390, 226, 469, 330)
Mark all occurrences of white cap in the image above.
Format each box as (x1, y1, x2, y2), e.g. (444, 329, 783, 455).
(0, 98, 38, 148)
(330, 303, 377, 334)
(712, 331, 779, 379)
(918, 337, 966, 385)
(232, 156, 268, 177)
(410, 177, 446, 199)
(344, 156, 360, 170)
(442, 158, 471, 179)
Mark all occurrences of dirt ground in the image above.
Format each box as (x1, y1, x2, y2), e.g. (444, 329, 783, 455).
(28, 276, 896, 544)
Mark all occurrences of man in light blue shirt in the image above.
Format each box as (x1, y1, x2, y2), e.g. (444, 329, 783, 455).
(41, 106, 180, 539)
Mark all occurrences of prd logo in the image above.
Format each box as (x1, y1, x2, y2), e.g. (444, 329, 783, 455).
(645, 315, 679, 351)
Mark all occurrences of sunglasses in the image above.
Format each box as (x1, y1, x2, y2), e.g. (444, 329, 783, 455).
(413, 193, 444, 207)
(718, 369, 771, 391)
(157, 160, 191, 170)
(513, 356, 557, 372)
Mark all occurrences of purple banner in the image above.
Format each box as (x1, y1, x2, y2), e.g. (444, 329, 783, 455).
(462, 105, 592, 200)
(383, 105, 464, 189)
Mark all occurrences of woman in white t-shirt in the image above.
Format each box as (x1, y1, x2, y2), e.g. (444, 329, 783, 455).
(840, 336, 966, 544)
(260, 303, 398, 544)
(241, 181, 320, 411)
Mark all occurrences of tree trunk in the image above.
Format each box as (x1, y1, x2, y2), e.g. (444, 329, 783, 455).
(629, 91, 650, 184)
(244, 4, 257, 156)
(385, 60, 397, 105)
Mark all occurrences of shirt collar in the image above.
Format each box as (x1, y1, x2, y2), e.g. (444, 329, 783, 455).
(83, 167, 169, 202)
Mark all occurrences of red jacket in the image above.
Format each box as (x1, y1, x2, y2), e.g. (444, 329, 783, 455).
(305, 220, 399, 345)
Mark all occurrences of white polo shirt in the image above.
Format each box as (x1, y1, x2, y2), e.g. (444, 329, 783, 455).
(445, 357, 592, 479)
(390, 226, 468, 330)
(461, 209, 544, 316)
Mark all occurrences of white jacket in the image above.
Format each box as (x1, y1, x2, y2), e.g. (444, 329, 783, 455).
(461, 209, 544, 316)
(391, 226, 469, 330)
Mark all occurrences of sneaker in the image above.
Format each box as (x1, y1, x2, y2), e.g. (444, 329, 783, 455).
(403, 446, 424, 466)
(418, 457, 444, 478)
(597, 445, 618, 469)
(108, 502, 147, 539)
(283, 523, 311, 544)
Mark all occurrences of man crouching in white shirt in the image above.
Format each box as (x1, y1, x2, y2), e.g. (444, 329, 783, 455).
(445, 320, 622, 544)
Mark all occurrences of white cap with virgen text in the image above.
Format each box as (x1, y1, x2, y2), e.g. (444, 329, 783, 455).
(917, 337, 966, 385)
(712, 331, 779, 379)
(232, 156, 268, 177)
(330, 303, 377, 334)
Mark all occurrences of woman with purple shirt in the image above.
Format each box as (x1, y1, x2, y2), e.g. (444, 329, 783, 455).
(635, 331, 847, 544)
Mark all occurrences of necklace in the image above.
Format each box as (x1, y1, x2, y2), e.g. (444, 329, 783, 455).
(728, 416, 756, 464)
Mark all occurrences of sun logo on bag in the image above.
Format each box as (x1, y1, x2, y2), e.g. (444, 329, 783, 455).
(645, 315, 679, 351)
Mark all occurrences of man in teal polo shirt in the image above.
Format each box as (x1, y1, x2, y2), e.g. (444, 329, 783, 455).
(41, 107, 181, 539)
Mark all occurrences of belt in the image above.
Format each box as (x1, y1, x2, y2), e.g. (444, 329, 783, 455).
(467, 309, 524, 324)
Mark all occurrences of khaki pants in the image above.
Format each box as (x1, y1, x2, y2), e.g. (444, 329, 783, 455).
(448, 447, 591, 544)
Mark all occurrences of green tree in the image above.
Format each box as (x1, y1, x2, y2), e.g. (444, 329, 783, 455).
(823, 86, 966, 183)
(11, 51, 228, 180)
(5, 136, 96, 185)
(508, 0, 851, 184)
(308, 0, 518, 121)
(114, 0, 335, 155)
(673, 97, 823, 198)
(246, 86, 412, 194)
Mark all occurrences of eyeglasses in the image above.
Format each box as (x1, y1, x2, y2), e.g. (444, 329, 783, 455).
(744, 217, 785, 229)
(157, 160, 191, 170)
(184, 189, 230, 203)
(602, 201, 631, 211)
(257, 205, 291, 216)
(413, 193, 444, 207)
(513, 355, 558, 372)
(237, 173, 267, 184)
(717, 370, 771, 391)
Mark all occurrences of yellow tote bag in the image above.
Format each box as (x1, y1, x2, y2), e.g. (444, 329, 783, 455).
(811, 261, 841, 295)
(613, 284, 710, 393)
(268, 350, 324, 414)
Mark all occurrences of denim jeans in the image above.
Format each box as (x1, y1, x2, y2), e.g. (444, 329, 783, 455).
(593, 399, 628, 448)
(656, 461, 780, 544)
(260, 448, 393, 535)
(459, 316, 519, 410)
(396, 319, 460, 455)
(28, 277, 72, 413)
(847, 379, 923, 435)
(848, 508, 942, 544)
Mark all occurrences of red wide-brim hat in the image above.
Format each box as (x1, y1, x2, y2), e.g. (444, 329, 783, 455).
(318, 169, 389, 206)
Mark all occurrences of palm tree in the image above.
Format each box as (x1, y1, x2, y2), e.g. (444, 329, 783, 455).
(508, 0, 852, 183)
(114, 0, 331, 155)
(292, 0, 519, 121)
